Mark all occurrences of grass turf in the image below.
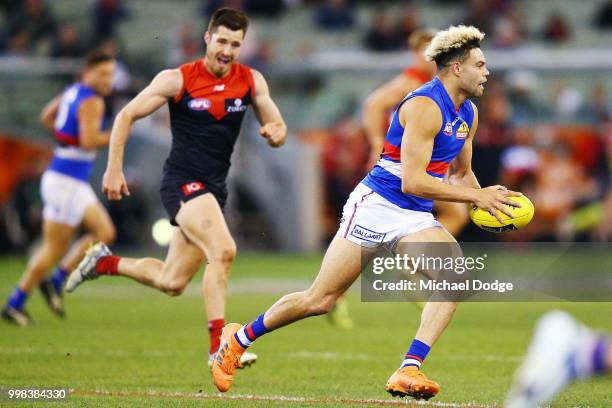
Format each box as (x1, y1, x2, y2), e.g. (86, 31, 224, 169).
(1, 254, 611, 407)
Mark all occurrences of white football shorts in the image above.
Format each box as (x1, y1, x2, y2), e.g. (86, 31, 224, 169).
(41, 170, 98, 227)
(337, 182, 443, 249)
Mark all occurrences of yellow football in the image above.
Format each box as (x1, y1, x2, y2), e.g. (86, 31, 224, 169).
(469, 194, 535, 233)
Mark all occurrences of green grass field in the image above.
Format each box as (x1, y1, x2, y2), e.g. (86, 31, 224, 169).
(1, 254, 611, 407)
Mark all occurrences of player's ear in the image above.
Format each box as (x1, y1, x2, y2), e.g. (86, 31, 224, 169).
(204, 31, 211, 45)
(451, 61, 461, 77)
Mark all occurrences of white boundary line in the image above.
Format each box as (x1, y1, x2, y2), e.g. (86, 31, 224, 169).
(74, 389, 499, 407)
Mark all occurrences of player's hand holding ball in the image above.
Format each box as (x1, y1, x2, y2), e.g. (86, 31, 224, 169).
(260, 122, 286, 147)
(102, 168, 130, 201)
(470, 185, 534, 232)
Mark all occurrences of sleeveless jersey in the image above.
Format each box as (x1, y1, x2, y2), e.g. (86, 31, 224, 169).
(48, 83, 99, 181)
(166, 60, 255, 189)
(363, 77, 475, 212)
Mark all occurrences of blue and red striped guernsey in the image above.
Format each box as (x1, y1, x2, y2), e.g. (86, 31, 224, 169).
(48, 83, 99, 181)
(362, 77, 475, 212)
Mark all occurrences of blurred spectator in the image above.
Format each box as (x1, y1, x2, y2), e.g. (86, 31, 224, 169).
(245, 40, 277, 73)
(472, 78, 513, 188)
(580, 83, 611, 124)
(0, 0, 21, 17)
(314, 0, 355, 31)
(594, 0, 612, 29)
(392, 5, 422, 48)
(202, 0, 245, 19)
(551, 82, 583, 121)
(92, 0, 128, 45)
(1, 0, 56, 53)
(167, 20, 202, 66)
(244, 0, 286, 18)
(98, 37, 132, 94)
(491, 3, 527, 48)
(505, 70, 550, 124)
(542, 11, 572, 43)
(50, 22, 85, 57)
(499, 128, 538, 191)
(460, 0, 494, 34)
(363, 12, 400, 51)
(2, 30, 31, 56)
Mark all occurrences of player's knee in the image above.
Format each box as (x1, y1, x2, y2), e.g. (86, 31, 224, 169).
(161, 281, 186, 296)
(214, 242, 237, 268)
(157, 277, 187, 296)
(98, 225, 116, 246)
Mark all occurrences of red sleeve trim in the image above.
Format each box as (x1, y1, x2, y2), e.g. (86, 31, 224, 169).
(243, 64, 256, 100)
(173, 62, 192, 103)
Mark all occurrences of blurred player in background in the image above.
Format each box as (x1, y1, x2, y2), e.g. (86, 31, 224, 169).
(506, 310, 612, 408)
(65, 8, 286, 368)
(363, 28, 470, 238)
(212, 25, 521, 399)
(1, 52, 117, 326)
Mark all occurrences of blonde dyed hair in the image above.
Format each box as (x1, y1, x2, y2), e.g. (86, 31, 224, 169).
(424, 25, 485, 63)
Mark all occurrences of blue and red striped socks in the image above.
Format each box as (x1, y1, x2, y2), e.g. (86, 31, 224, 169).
(576, 335, 610, 378)
(6, 287, 28, 311)
(401, 339, 431, 369)
(50, 267, 69, 291)
(592, 337, 609, 375)
(234, 313, 270, 348)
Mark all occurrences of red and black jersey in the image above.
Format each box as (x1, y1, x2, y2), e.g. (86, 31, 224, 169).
(165, 59, 255, 191)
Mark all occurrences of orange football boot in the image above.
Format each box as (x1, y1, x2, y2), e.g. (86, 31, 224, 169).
(211, 323, 246, 392)
(385, 366, 440, 400)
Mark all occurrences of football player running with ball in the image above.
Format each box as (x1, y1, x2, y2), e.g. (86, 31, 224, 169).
(212, 25, 521, 399)
(66, 8, 286, 368)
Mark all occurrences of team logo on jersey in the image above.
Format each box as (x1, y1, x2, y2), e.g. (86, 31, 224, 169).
(226, 98, 248, 113)
(443, 122, 453, 136)
(456, 121, 470, 139)
(182, 181, 205, 196)
(350, 225, 386, 243)
(188, 98, 212, 111)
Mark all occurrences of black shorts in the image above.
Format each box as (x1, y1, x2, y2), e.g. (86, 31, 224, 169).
(160, 168, 227, 226)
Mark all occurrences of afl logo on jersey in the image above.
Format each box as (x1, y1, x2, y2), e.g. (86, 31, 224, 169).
(456, 122, 470, 139)
(226, 98, 248, 113)
(188, 98, 212, 111)
(443, 122, 453, 136)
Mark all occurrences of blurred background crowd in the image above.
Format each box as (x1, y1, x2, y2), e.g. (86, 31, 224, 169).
(0, 0, 610, 253)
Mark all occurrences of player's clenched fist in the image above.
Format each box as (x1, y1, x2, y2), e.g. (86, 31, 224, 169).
(260, 122, 286, 147)
(472, 185, 522, 223)
(102, 168, 130, 201)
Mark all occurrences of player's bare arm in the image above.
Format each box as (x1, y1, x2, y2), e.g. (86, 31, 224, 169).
(250, 68, 286, 147)
(363, 74, 421, 156)
(78, 97, 111, 149)
(399, 97, 519, 222)
(103, 69, 183, 200)
(447, 101, 480, 189)
(39, 95, 61, 131)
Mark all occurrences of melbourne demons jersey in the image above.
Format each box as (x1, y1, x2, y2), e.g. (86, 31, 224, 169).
(166, 60, 255, 186)
(363, 77, 475, 212)
(48, 83, 99, 181)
